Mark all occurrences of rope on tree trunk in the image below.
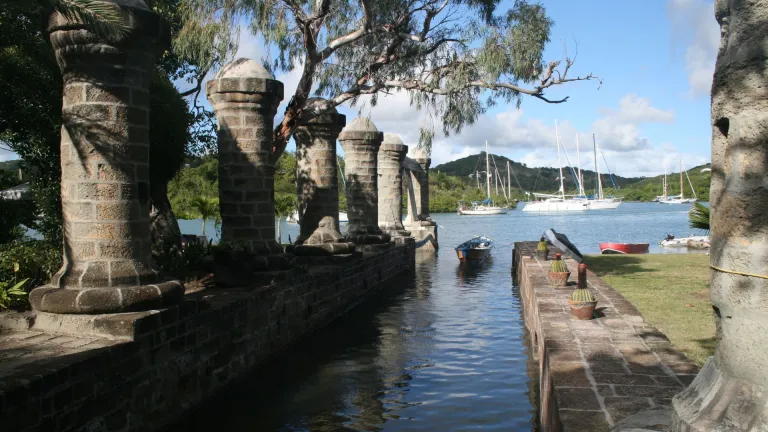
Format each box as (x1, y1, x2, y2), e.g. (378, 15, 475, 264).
(710, 265, 768, 280)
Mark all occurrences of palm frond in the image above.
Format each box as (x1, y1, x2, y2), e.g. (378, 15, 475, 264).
(689, 202, 710, 233)
(51, 0, 131, 39)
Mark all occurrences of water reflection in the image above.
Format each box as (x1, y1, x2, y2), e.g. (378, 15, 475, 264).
(455, 257, 494, 285)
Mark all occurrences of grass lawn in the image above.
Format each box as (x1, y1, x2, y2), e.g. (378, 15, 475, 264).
(583, 254, 716, 366)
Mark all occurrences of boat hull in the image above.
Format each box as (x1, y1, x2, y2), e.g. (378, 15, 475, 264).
(456, 247, 492, 264)
(659, 236, 710, 247)
(599, 243, 649, 254)
(459, 208, 509, 215)
(522, 201, 588, 212)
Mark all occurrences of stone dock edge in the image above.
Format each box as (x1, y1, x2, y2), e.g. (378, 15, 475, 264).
(513, 241, 700, 432)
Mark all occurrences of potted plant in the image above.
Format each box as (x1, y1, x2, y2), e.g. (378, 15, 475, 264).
(568, 287, 597, 320)
(535, 237, 549, 261)
(547, 253, 570, 286)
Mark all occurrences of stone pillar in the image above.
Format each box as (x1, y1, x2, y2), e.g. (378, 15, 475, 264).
(378, 133, 410, 238)
(413, 148, 435, 224)
(29, 1, 184, 314)
(338, 118, 390, 245)
(672, 1, 768, 430)
(292, 99, 355, 255)
(404, 149, 438, 251)
(206, 58, 284, 256)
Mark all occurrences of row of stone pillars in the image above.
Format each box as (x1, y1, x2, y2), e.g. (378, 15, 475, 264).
(28, 2, 434, 316)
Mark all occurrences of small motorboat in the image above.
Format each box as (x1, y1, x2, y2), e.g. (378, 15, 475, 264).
(455, 236, 494, 264)
(659, 234, 710, 248)
(599, 242, 649, 254)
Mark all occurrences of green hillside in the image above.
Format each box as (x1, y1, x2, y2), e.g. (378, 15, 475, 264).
(433, 152, 643, 194)
(611, 164, 711, 202)
(0, 159, 21, 172)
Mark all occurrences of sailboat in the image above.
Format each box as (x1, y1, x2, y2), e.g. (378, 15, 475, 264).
(457, 141, 509, 215)
(522, 122, 586, 212)
(659, 159, 698, 204)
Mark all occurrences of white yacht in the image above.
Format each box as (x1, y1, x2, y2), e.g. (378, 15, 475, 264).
(457, 141, 509, 215)
(659, 159, 698, 205)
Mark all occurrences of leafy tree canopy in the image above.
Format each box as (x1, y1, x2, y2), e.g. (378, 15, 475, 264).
(184, 0, 599, 156)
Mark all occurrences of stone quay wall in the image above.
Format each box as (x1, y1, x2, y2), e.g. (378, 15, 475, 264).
(0, 240, 415, 432)
(512, 242, 700, 432)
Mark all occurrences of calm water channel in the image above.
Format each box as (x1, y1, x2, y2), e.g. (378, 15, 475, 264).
(172, 203, 706, 431)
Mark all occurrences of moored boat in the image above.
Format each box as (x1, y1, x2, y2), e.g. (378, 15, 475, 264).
(455, 236, 494, 264)
(599, 242, 650, 254)
(659, 234, 710, 248)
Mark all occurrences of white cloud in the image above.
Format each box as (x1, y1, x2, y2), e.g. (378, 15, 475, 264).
(340, 91, 703, 177)
(667, 0, 720, 97)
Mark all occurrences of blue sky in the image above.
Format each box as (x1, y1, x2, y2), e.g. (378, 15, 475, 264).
(0, 0, 718, 178)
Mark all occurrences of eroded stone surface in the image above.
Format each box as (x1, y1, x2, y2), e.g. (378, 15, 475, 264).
(671, 1, 768, 430)
(293, 98, 354, 254)
(338, 118, 390, 245)
(378, 133, 409, 238)
(206, 58, 285, 256)
(29, 1, 183, 314)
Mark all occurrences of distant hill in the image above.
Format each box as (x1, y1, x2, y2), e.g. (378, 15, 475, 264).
(0, 159, 21, 172)
(432, 152, 644, 193)
(616, 163, 711, 201)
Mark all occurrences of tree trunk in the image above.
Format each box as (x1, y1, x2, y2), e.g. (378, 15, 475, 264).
(201, 217, 206, 237)
(276, 217, 282, 244)
(671, 1, 768, 429)
(149, 181, 181, 250)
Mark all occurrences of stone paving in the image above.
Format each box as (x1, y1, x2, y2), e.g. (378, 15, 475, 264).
(514, 242, 700, 432)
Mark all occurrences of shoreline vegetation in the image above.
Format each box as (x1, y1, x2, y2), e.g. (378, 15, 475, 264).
(584, 254, 715, 366)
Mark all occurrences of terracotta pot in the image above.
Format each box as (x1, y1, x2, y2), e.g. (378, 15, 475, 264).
(547, 271, 570, 287)
(536, 250, 549, 261)
(568, 299, 597, 320)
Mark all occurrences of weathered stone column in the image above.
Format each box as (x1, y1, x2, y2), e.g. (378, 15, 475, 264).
(338, 118, 390, 244)
(413, 148, 435, 224)
(672, 1, 768, 429)
(293, 99, 355, 255)
(378, 133, 410, 238)
(29, 1, 184, 314)
(404, 149, 438, 250)
(206, 59, 284, 256)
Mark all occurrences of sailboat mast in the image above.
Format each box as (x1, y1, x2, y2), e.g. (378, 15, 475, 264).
(507, 161, 511, 200)
(593, 134, 598, 197)
(680, 159, 684, 200)
(576, 134, 584, 196)
(663, 163, 667, 198)
(555, 121, 565, 200)
(485, 140, 491, 201)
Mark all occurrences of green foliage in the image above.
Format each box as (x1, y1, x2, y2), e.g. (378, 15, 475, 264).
(536, 240, 549, 252)
(150, 71, 193, 187)
(689, 202, 710, 233)
(169, 155, 219, 218)
(549, 254, 568, 273)
(570, 288, 596, 303)
(47, 0, 130, 39)
(0, 278, 29, 311)
(0, 200, 36, 244)
(0, 239, 61, 289)
(274, 193, 297, 218)
(189, 196, 219, 237)
(152, 240, 211, 280)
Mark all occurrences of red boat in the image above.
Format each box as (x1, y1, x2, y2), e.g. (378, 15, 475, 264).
(599, 242, 649, 255)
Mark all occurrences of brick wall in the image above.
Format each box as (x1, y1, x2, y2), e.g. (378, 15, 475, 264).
(0, 241, 415, 431)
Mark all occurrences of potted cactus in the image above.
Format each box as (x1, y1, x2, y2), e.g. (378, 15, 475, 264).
(536, 237, 549, 260)
(547, 253, 570, 286)
(568, 263, 597, 319)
